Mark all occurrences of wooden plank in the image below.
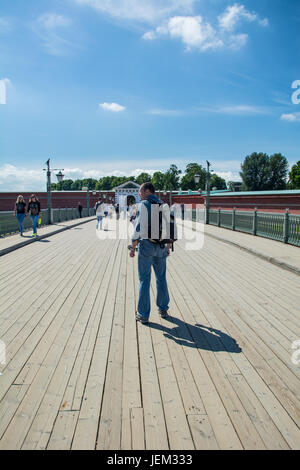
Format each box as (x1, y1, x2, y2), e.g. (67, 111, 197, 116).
(148, 283, 195, 450)
(175, 242, 300, 400)
(130, 408, 145, 450)
(200, 240, 300, 344)
(132, 258, 169, 450)
(173, 239, 300, 449)
(71, 241, 122, 450)
(21, 240, 115, 449)
(47, 411, 79, 450)
(121, 246, 142, 449)
(60, 241, 117, 412)
(168, 247, 267, 449)
(0, 237, 106, 449)
(0, 234, 93, 349)
(0, 238, 99, 399)
(187, 415, 219, 450)
(0, 385, 28, 441)
(168, 253, 290, 450)
(96, 242, 127, 450)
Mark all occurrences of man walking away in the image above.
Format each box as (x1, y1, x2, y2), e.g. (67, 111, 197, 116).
(180, 202, 185, 220)
(129, 182, 171, 325)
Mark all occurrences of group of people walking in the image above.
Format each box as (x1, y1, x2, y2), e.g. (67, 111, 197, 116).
(14, 194, 41, 237)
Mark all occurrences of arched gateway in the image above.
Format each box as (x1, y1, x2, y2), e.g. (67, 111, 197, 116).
(114, 181, 141, 208)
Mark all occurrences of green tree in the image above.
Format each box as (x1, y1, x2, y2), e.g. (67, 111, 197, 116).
(180, 163, 206, 190)
(135, 173, 152, 185)
(240, 152, 271, 191)
(268, 154, 288, 190)
(164, 164, 182, 190)
(210, 174, 227, 190)
(152, 171, 165, 190)
(53, 179, 74, 191)
(80, 178, 97, 190)
(71, 179, 83, 190)
(288, 161, 300, 189)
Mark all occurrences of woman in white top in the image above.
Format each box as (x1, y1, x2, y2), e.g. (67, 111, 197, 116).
(94, 199, 106, 230)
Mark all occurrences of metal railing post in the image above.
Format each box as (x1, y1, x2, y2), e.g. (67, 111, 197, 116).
(283, 208, 289, 244)
(253, 208, 257, 236)
(232, 208, 236, 231)
(218, 208, 221, 227)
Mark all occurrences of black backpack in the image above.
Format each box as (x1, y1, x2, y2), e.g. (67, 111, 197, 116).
(147, 200, 177, 250)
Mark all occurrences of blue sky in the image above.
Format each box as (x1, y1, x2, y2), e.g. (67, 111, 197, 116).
(0, 0, 300, 190)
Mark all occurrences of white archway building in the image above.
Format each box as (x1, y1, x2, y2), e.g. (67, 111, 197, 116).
(114, 181, 140, 208)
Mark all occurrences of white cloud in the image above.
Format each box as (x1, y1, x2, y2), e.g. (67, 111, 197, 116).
(99, 102, 126, 112)
(144, 15, 223, 51)
(37, 13, 71, 29)
(73, 0, 194, 23)
(218, 4, 268, 31)
(143, 4, 268, 52)
(32, 13, 74, 56)
(214, 171, 242, 183)
(280, 113, 300, 122)
(167, 16, 223, 51)
(197, 104, 269, 115)
(147, 108, 184, 116)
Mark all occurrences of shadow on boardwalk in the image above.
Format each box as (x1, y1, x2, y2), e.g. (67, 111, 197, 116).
(149, 316, 242, 353)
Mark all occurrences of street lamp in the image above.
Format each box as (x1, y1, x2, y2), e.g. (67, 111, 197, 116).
(56, 170, 64, 182)
(43, 159, 64, 224)
(205, 161, 211, 225)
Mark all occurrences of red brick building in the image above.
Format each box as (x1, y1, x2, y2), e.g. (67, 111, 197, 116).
(1, 190, 300, 214)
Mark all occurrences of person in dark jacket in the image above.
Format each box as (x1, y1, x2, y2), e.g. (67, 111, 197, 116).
(14, 195, 27, 236)
(78, 202, 83, 218)
(27, 194, 41, 237)
(130, 182, 171, 324)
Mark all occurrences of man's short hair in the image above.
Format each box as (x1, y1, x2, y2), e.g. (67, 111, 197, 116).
(140, 182, 155, 194)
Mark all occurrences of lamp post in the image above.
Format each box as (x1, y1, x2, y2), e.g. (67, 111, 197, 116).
(205, 161, 211, 224)
(43, 159, 64, 224)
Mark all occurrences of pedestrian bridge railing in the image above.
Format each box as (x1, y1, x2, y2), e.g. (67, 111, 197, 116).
(193, 208, 300, 247)
(0, 208, 95, 237)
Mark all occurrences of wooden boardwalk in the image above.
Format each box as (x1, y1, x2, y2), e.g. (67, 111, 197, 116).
(0, 216, 300, 450)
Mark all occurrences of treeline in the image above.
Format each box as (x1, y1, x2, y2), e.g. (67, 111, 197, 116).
(51, 163, 227, 192)
(51, 157, 300, 192)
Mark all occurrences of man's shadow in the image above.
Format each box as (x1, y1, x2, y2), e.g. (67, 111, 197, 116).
(149, 316, 242, 353)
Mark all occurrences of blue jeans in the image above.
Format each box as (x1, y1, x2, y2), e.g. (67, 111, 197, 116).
(96, 215, 103, 229)
(137, 240, 170, 320)
(16, 213, 25, 233)
(31, 215, 39, 234)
